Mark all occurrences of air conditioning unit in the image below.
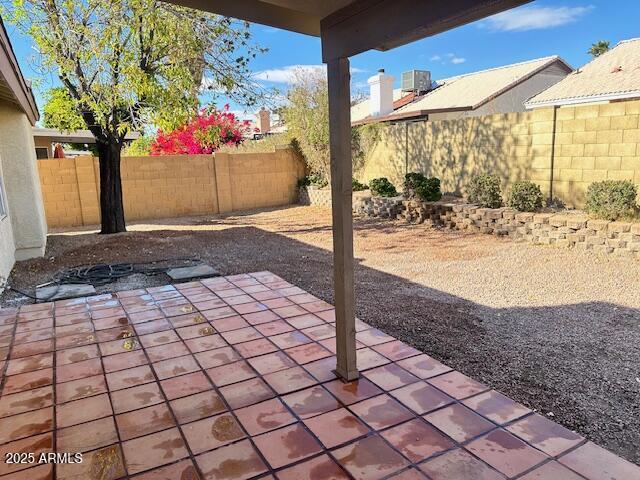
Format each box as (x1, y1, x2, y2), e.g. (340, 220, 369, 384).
(401, 70, 431, 93)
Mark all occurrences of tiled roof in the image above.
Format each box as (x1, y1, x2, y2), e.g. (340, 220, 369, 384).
(351, 56, 570, 123)
(526, 38, 640, 107)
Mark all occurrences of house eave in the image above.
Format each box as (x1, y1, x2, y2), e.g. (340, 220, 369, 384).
(525, 91, 640, 109)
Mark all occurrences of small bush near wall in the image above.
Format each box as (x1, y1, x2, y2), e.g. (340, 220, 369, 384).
(298, 173, 328, 188)
(403, 173, 442, 201)
(369, 177, 398, 197)
(467, 174, 503, 208)
(507, 181, 544, 212)
(585, 180, 638, 221)
(352, 178, 369, 191)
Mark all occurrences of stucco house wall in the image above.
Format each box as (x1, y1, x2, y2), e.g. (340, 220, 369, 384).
(0, 155, 16, 281)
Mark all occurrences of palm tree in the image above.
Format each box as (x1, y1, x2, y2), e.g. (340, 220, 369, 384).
(588, 40, 611, 58)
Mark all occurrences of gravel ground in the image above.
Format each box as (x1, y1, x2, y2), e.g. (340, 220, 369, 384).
(2, 205, 639, 465)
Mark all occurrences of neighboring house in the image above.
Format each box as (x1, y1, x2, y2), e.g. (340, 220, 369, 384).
(33, 127, 141, 158)
(0, 16, 47, 283)
(526, 38, 640, 108)
(352, 56, 572, 125)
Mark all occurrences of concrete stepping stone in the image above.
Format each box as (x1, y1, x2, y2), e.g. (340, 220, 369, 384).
(167, 264, 219, 281)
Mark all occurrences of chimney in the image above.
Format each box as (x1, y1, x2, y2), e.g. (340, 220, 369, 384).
(368, 68, 394, 117)
(257, 107, 270, 133)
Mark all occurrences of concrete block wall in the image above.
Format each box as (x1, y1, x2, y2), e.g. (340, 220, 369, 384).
(358, 100, 640, 209)
(38, 148, 305, 228)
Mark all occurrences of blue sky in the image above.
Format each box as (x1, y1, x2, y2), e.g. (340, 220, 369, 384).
(4, 0, 640, 120)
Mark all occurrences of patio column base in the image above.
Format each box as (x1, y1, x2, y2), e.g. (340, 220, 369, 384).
(334, 367, 359, 382)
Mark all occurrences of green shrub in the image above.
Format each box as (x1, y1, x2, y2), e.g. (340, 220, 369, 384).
(297, 173, 328, 188)
(352, 178, 368, 191)
(585, 180, 638, 220)
(467, 174, 503, 208)
(403, 172, 442, 201)
(369, 177, 398, 197)
(507, 181, 544, 212)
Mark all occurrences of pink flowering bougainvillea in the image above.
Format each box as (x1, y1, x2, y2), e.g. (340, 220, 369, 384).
(151, 105, 254, 155)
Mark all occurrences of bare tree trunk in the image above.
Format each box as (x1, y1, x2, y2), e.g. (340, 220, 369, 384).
(96, 138, 126, 234)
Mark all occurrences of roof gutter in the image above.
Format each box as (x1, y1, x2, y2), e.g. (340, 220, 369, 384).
(352, 106, 472, 126)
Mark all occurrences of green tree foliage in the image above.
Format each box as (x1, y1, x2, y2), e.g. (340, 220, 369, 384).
(122, 136, 153, 156)
(2, 0, 264, 233)
(588, 40, 610, 58)
(42, 87, 86, 131)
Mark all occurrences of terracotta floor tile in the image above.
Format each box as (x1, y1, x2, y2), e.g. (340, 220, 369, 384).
(282, 386, 340, 420)
(272, 305, 308, 318)
(277, 454, 350, 480)
(133, 318, 173, 336)
(99, 337, 142, 356)
(334, 435, 409, 480)
(161, 370, 212, 400)
(116, 402, 175, 441)
(220, 326, 262, 344)
(304, 407, 369, 448)
(395, 355, 451, 380)
(235, 397, 296, 436)
(176, 323, 215, 340)
(462, 390, 531, 424)
(182, 412, 245, 454)
(303, 356, 338, 382)
(146, 341, 191, 362)
(356, 328, 395, 346)
(301, 323, 336, 341)
(214, 287, 245, 298)
(56, 393, 112, 428)
(56, 332, 97, 350)
(315, 309, 336, 322)
(111, 382, 164, 414)
(196, 439, 268, 480)
(363, 364, 420, 391)
(247, 351, 296, 375)
(220, 377, 274, 409)
(56, 357, 103, 384)
(466, 429, 549, 478)
(0, 433, 52, 476)
(269, 331, 312, 349)
(106, 364, 155, 390)
(506, 413, 583, 456)
(122, 427, 189, 475)
(423, 403, 495, 443)
(139, 329, 181, 348)
(559, 441, 640, 480)
(250, 290, 284, 302)
(0, 406, 53, 444)
(56, 374, 107, 403)
(372, 340, 421, 361)
(206, 360, 256, 386)
(6, 353, 53, 375)
(382, 418, 454, 462)
(301, 300, 334, 313)
(0, 385, 53, 417)
(350, 394, 414, 430)
(263, 366, 317, 394)
(195, 346, 241, 369)
(418, 448, 506, 480)
(285, 342, 332, 364)
(194, 299, 228, 310)
(243, 310, 280, 325)
(285, 313, 324, 330)
(102, 349, 148, 373)
(57, 444, 126, 480)
(169, 312, 208, 329)
(324, 377, 383, 405)
(387, 467, 429, 479)
(428, 371, 489, 400)
(223, 294, 255, 305)
(56, 344, 99, 366)
(57, 416, 118, 453)
(185, 334, 228, 354)
(390, 381, 454, 415)
(132, 459, 200, 480)
(519, 461, 585, 480)
(234, 338, 278, 358)
(153, 354, 201, 380)
(253, 423, 322, 469)
(10, 340, 54, 359)
(253, 320, 293, 337)
(170, 390, 226, 424)
(210, 315, 249, 331)
(2, 367, 53, 394)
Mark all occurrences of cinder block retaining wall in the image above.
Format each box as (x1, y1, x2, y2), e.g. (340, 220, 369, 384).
(353, 196, 640, 258)
(38, 148, 305, 228)
(298, 186, 371, 208)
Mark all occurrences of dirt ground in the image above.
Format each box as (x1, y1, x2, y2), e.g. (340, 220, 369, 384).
(3, 205, 639, 465)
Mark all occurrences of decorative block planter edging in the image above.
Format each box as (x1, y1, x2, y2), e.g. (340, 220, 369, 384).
(298, 186, 372, 208)
(355, 196, 640, 258)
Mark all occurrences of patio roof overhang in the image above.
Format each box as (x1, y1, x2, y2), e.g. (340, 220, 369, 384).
(164, 0, 533, 381)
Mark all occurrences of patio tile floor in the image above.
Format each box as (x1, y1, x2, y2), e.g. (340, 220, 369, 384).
(0, 271, 638, 480)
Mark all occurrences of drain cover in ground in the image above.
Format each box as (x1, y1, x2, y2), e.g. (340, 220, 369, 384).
(36, 283, 96, 301)
(167, 264, 219, 281)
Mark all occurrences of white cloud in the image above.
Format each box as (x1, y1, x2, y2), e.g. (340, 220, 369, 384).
(482, 5, 594, 32)
(253, 64, 366, 84)
(429, 55, 441, 62)
(451, 57, 466, 64)
(428, 53, 467, 65)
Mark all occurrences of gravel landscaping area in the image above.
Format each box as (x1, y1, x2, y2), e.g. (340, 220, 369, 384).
(2, 205, 639, 465)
